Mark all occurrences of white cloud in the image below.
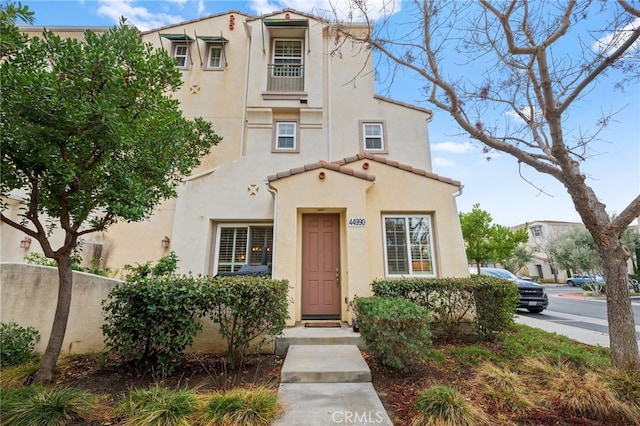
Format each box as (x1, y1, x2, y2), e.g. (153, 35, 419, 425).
(505, 106, 541, 123)
(593, 17, 640, 54)
(96, 0, 183, 31)
(431, 141, 475, 154)
(433, 157, 456, 167)
(197, 1, 205, 15)
(248, 0, 400, 21)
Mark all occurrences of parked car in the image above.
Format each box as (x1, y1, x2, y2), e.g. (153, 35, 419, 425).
(628, 277, 640, 293)
(566, 274, 604, 287)
(471, 267, 549, 313)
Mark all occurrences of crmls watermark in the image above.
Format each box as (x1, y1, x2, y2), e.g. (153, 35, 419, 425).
(332, 410, 386, 424)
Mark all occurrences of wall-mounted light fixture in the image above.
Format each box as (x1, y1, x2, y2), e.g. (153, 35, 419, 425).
(161, 236, 170, 249)
(20, 236, 32, 249)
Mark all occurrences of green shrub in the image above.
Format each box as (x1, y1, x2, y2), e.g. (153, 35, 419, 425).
(0, 322, 40, 367)
(101, 275, 206, 376)
(372, 277, 518, 338)
(356, 296, 432, 371)
(411, 385, 486, 426)
(203, 387, 281, 426)
(117, 386, 199, 426)
(1, 386, 98, 426)
(123, 251, 179, 280)
(24, 251, 112, 276)
(203, 276, 290, 368)
(372, 278, 475, 337)
(470, 275, 519, 336)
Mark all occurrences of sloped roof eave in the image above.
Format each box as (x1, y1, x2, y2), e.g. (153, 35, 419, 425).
(267, 160, 375, 183)
(334, 153, 461, 187)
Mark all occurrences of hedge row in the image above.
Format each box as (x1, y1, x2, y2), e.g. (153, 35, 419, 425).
(371, 276, 520, 338)
(102, 275, 289, 375)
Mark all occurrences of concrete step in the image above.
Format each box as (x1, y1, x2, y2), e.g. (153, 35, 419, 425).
(280, 345, 371, 383)
(274, 382, 393, 426)
(275, 323, 365, 355)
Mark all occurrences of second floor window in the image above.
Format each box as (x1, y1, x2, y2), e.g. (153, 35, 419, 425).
(276, 122, 297, 150)
(273, 39, 303, 77)
(207, 45, 223, 69)
(173, 43, 189, 68)
(363, 123, 384, 150)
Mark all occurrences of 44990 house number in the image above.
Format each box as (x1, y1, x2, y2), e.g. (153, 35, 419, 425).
(348, 217, 366, 227)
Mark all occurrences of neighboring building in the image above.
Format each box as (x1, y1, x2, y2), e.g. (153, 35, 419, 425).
(511, 220, 583, 282)
(4, 9, 469, 324)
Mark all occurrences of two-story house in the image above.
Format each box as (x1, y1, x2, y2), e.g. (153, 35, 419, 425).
(6, 9, 469, 325)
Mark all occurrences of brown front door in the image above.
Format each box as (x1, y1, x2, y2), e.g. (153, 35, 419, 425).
(302, 214, 340, 319)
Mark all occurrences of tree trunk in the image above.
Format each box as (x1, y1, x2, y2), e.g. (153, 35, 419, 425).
(34, 253, 74, 383)
(601, 237, 640, 371)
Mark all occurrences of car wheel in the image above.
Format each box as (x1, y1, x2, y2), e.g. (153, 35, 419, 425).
(567, 281, 574, 287)
(527, 308, 544, 313)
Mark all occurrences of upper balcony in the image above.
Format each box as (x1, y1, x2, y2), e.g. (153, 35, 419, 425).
(267, 64, 304, 92)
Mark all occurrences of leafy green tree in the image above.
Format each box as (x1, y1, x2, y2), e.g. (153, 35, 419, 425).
(0, 1, 33, 57)
(459, 204, 528, 273)
(548, 227, 605, 294)
(0, 21, 221, 382)
(503, 245, 533, 275)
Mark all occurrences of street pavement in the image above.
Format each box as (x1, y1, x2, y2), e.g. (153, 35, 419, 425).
(515, 289, 640, 347)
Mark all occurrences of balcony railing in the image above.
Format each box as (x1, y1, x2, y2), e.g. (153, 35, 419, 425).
(267, 64, 304, 92)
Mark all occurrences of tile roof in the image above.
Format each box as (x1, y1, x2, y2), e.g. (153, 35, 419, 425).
(267, 152, 462, 187)
(267, 159, 375, 182)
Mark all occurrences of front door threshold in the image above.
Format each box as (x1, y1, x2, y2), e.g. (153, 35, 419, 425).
(301, 315, 341, 320)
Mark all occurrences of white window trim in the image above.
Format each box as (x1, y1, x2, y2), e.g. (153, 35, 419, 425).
(212, 224, 274, 275)
(272, 39, 304, 65)
(382, 214, 437, 277)
(172, 42, 190, 69)
(205, 44, 225, 70)
(359, 121, 388, 153)
(272, 120, 300, 153)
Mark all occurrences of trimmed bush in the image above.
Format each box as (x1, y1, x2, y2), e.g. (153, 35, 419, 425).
(203, 276, 290, 368)
(0, 322, 40, 367)
(372, 278, 475, 337)
(470, 275, 520, 336)
(102, 275, 206, 376)
(356, 296, 431, 371)
(371, 277, 518, 338)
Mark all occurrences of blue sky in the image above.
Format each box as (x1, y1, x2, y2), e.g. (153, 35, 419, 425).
(21, 0, 640, 227)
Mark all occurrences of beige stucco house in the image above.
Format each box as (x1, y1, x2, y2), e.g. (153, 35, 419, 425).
(4, 9, 469, 325)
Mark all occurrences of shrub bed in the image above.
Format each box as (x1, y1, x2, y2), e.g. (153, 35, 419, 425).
(371, 276, 518, 338)
(102, 274, 289, 374)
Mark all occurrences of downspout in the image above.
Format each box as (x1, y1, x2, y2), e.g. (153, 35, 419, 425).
(266, 181, 278, 278)
(327, 22, 333, 161)
(240, 20, 252, 157)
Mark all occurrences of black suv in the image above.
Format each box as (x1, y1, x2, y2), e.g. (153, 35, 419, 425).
(475, 267, 549, 313)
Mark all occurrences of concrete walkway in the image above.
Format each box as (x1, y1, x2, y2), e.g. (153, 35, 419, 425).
(273, 324, 393, 426)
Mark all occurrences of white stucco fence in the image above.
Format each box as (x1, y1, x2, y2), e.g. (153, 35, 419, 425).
(0, 263, 261, 355)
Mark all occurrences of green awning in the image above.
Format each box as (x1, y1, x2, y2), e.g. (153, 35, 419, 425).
(262, 18, 308, 28)
(159, 33, 194, 41)
(196, 35, 228, 43)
